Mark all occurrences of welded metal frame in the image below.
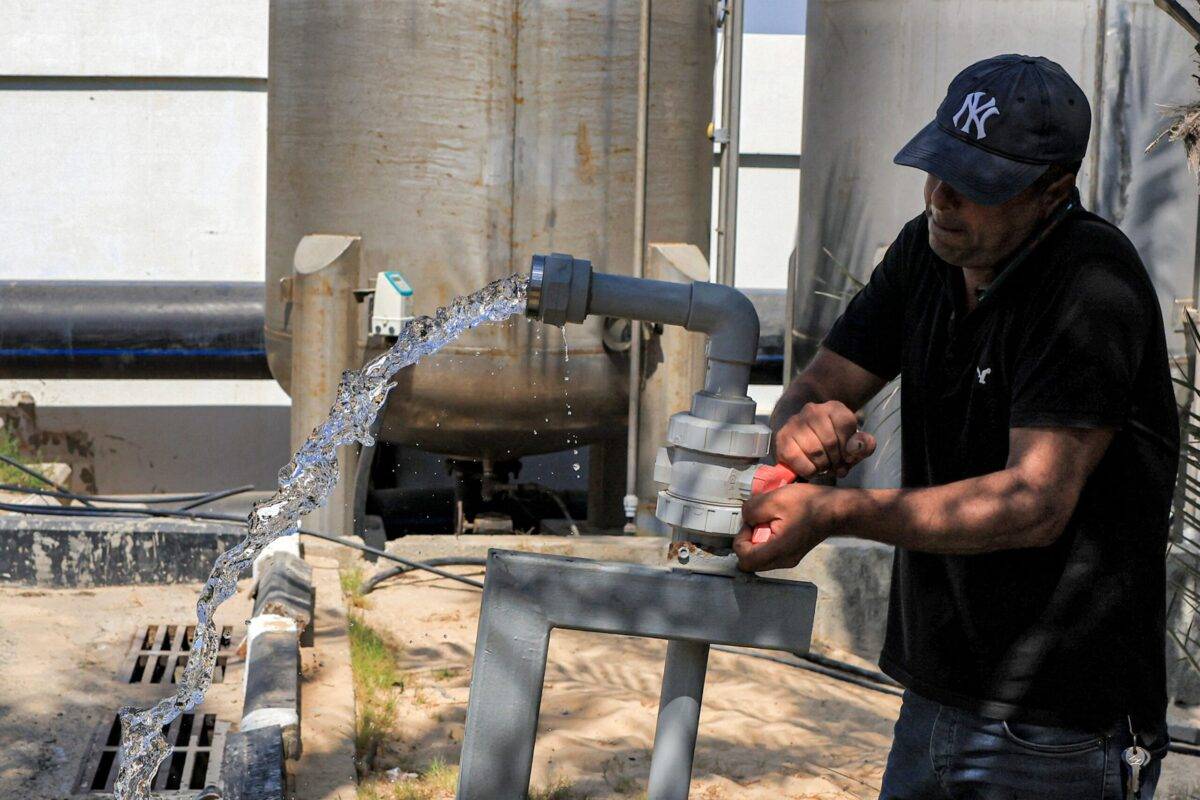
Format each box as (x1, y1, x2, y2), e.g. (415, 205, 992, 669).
(455, 549, 817, 799)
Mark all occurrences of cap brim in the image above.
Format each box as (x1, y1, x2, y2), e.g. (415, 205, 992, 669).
(894, 121, 1049, 206)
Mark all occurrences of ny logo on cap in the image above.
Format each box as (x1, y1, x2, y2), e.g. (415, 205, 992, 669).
(953, 91, 1000, 140)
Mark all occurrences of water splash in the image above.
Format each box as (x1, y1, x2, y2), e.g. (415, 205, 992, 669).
(114, 274, 528, 799)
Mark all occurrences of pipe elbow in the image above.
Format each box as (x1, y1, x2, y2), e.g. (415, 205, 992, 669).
(686, 282, 760, 366)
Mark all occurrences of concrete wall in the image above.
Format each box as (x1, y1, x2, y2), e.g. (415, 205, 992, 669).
(0, 1, 287, 493)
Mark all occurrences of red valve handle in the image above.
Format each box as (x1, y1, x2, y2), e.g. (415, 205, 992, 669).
(749, 463, 797, 544)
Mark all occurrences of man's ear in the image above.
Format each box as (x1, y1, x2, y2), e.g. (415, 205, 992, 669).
(1041, 171, 1076, 214)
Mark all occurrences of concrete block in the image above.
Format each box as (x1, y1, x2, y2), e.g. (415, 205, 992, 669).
(0, 514, 245, 587)
(221, 725, 286, 800)
(253, 551, 314, 638)
(242, 615, 301, 758)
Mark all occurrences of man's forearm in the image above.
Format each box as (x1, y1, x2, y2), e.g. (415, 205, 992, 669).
(820, 468, 1072, 554)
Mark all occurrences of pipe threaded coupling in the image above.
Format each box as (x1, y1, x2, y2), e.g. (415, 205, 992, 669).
(526, 253, 592, 325)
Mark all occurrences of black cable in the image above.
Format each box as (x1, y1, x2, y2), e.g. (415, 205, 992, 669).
(0, 454, 96, 508)
(711, 645, 904, 697)
(0, 482, 246, 506)
(177, 484, 256, 510)
(294, 529, 485, 590)
(362, 557, 488, 594)
(0, 464, 254, 510)
(800, 649, 901, 688)
(1170, 741, 1200, 758)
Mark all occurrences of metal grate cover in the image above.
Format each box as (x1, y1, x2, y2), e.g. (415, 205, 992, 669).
(120, 624, 239, 685)
(76, 710, 229, 794)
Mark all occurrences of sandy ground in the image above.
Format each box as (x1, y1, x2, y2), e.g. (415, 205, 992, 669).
(359, 565, 899, 800)
(295, 556, 358, 800)
(0, 583, 253, 799)
(356, 563, 1200, 800)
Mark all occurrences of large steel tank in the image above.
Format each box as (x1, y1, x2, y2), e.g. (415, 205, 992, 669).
(266, 1, 714, 460)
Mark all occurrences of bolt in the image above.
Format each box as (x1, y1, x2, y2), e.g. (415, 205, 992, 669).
(677, 546, 691, 564)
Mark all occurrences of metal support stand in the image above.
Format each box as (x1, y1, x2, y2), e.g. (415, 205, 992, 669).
(646, 640, 709, 799)
(455, 550, 817, 800)
(290, 234, 362, 539)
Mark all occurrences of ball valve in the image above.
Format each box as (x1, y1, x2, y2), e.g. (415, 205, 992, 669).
(527, 253, 791, 574)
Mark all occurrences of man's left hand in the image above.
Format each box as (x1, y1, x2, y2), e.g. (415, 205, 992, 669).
(734, 483, 834, 572)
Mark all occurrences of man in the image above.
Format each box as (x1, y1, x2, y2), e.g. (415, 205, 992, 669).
(735, 54, 1179, 798)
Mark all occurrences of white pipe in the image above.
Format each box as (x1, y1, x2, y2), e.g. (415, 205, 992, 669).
(625, 0, 653, 531)
(715, 0, 744, 287)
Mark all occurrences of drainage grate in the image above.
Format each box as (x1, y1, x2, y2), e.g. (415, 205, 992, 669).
(120, 624, 238, 685)
(76, 710, 229, 793)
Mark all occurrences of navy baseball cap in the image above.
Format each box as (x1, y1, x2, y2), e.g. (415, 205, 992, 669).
(894, 54, 1091, 205)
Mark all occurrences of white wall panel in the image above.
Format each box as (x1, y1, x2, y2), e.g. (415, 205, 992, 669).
(710, 165, 800, 290)
(0, 89, 266, 282)
(739, 33, 804, 155)
(0, 1, 267, 77)
(733, 168, 800, 289)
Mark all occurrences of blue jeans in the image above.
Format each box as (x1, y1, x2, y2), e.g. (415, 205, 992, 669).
(880, 691, 1162, 799)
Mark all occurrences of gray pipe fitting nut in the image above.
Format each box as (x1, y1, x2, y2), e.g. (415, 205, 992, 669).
(665, 412, 772, 458)
(528, 253, 592, 326)
(656, 491, 743, 537)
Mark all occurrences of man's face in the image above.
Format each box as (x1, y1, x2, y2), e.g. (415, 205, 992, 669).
(923, 174, 1053, 270)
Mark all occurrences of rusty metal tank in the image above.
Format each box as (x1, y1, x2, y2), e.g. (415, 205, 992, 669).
(266, 1, 714, 460)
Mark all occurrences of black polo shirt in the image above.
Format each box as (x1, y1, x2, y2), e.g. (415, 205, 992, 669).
(823, 205, 1179, 738)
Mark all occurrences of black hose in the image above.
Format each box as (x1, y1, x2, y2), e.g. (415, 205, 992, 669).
(177, 485, 256, 510)
(362, 557, 488, 594)
(292, 529, 485, 590)
(0, 454, 96, 508)
(800, 649, 901, 688)
(1170, 741, 1200, 758)
(0, 483, 247, 505)
(711, 645, 904, 697)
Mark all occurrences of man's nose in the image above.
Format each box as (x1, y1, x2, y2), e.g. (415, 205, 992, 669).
(930, 178, 961, 209)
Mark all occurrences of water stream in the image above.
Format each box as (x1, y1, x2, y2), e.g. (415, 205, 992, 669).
(114, 274, 528, 799)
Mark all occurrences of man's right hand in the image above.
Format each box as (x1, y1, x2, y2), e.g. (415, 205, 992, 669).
(774, 400, 876, 479)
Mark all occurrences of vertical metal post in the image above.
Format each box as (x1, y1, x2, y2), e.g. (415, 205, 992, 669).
(646, 640, 710, 800)
(715, 0, 744, 287)
(625, 0, 653, 532)
(290, 234, 361, 538)
(456, 563, 552, 800)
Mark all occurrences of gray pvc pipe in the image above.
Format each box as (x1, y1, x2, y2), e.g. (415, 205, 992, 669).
(586, 272, 759, 398)
(646, 639, 710, 799)
(528, 255, 760, 399)
(587, 272, 693, 328)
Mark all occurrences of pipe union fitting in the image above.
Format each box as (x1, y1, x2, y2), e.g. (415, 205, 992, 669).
(526, 253, 592, 326)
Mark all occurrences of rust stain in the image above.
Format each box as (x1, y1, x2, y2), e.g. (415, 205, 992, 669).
(575, 121, 596, 184)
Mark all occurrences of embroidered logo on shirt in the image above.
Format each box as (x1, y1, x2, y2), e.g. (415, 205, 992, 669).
(976, 367, 992, 385)
(953, 91, 1000, 140)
